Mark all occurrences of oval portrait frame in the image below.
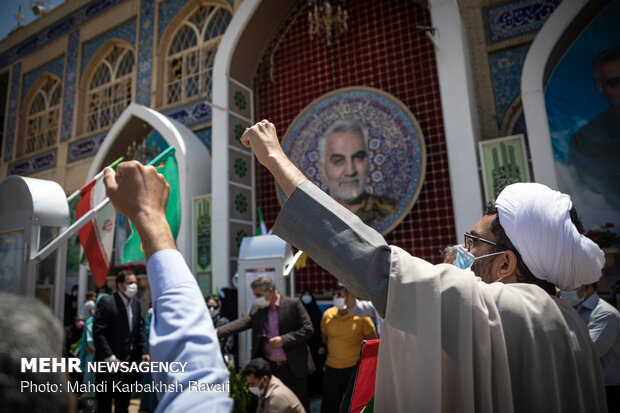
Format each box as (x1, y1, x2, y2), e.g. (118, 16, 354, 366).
(278, 86, 426, 235)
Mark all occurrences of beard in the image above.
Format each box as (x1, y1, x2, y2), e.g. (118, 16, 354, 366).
(471, 255, 496, 283)
(329, 178, 367, 204)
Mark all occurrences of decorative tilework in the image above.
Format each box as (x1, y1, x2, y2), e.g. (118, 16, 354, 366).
(158, 0, 187, 39)
(194, 127, 212, 150)
(61, 31, 80, 142)
(158, 0, 234, 39)
(164, 100, 212, 127)
(67, 132, 107, 162)
(4, 63, 21, 161)
(137, 0, 155, 106)
(0, 0, 126, 70)
(22, 55, 65, 100)
(8, 148, 57, 175)
(81, 18, 137, 75)
(489, 44, 530, 124)
(256, 0, 455, 293)
(484, 0, 562, 44)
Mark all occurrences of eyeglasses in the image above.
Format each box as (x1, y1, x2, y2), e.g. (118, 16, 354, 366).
(464, 232, 507, 251)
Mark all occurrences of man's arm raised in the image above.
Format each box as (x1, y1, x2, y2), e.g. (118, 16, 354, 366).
(103, 161, 232, 413)
(103, 161, 175, 259)
(241, 121, 391, 317)
(240, 120, 307, 197)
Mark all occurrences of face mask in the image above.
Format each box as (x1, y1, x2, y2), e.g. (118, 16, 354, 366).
(455, 245, 505, 270)
(455, 245, 475, 270)
(333, 297, 346, 309)
(561, 290, 584, 307)
(75, 320, 85, 329)
(248, 385, 263, 396)
(301, 295, 312, 305)
(125, 284, 138, 298)
(255, 296, 270, 308)
(208, 307, 219, 318)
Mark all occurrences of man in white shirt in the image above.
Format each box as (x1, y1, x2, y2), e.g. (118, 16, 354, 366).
(562, 283, 620, 411)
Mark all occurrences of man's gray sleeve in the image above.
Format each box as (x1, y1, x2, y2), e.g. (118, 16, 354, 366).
(273, 181, 391, 317)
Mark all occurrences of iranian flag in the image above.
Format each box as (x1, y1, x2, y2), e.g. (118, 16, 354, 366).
(76, 173, 116, 287)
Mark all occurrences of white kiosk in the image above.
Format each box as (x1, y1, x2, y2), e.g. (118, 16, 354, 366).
(0, 176, 69, 319)
(237, 234, 297, 367)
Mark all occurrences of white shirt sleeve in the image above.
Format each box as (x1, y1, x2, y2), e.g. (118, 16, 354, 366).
(147, 249, 232, 413)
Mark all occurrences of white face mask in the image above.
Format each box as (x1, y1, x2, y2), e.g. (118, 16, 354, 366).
(255, 296, 270, 308)
(301, 295, 312, 305)
(208, 307, 219, 318)
(248, 378, 265, 396)
(124, 283, 138, 298)
(333, 297, 346, 309)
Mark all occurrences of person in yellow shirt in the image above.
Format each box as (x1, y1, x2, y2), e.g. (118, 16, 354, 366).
(320, 283, 377, 413)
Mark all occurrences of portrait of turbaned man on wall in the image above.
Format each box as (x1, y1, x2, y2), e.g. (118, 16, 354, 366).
(278, 87, 426, 235)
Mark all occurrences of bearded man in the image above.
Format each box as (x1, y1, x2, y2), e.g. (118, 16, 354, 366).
(241, 120, 607, 413)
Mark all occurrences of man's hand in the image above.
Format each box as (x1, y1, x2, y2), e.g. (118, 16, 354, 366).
(240, 120, 283, 167)
(103, 161, 176, 259)
(267, 336, 283, 348)
(241, 120, 307, 197)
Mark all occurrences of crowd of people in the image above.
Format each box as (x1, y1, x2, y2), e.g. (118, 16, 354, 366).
(0, 120, 619, 413)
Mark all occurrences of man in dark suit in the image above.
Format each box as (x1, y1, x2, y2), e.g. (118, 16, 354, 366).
(218, 275, 315, 411)
(93, 270, 149, 413)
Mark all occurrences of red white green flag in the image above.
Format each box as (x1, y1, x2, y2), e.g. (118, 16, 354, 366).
(76, 173, 116, 287)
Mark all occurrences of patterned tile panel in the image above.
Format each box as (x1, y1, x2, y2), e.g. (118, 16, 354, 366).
(489, 44, 530, 124)
(4, 63, 21, 161)
(164, 100, 212, 127)
(484, 0, 562, 44)
(137, 0, 155, 106)
(81, 18, 137, 75)
(0, 0, 127, 70)
(194, 127, 212, 150)
(61, 31, 80, 142)
(158, 0, 187, 39)
(8, 148, 57, 175)
(67, 132, 107, 163)
(22, 55, 65, 100)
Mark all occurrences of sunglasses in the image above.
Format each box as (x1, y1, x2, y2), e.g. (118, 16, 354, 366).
(464, 232, 508, 251)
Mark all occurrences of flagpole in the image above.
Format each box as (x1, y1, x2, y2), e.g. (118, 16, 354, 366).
(32, 197, 112, 263)
(66, 157, 124, 203)
(32, 148, 176, 263)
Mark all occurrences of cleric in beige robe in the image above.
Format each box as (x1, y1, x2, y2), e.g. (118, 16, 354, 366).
(241, 120, 608, 413)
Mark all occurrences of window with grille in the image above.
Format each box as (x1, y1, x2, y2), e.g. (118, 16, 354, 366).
(85, 45, 135, 133)
(20, 76, 62, 157)
(165, 4, 231, 105)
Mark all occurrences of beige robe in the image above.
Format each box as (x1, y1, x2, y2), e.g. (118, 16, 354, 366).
(274, 181, 607, 413)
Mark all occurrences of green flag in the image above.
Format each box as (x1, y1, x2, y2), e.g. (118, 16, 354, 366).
(122, 147, 181, 262)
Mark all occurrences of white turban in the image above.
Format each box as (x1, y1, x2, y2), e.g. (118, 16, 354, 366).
(83, 300, 96, 318)
(495, 183, 604, 291)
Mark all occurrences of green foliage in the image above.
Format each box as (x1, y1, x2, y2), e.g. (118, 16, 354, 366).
(228, 365, 257, 413)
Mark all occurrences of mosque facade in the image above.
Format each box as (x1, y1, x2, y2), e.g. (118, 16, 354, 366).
(0, 0, 617, 296)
